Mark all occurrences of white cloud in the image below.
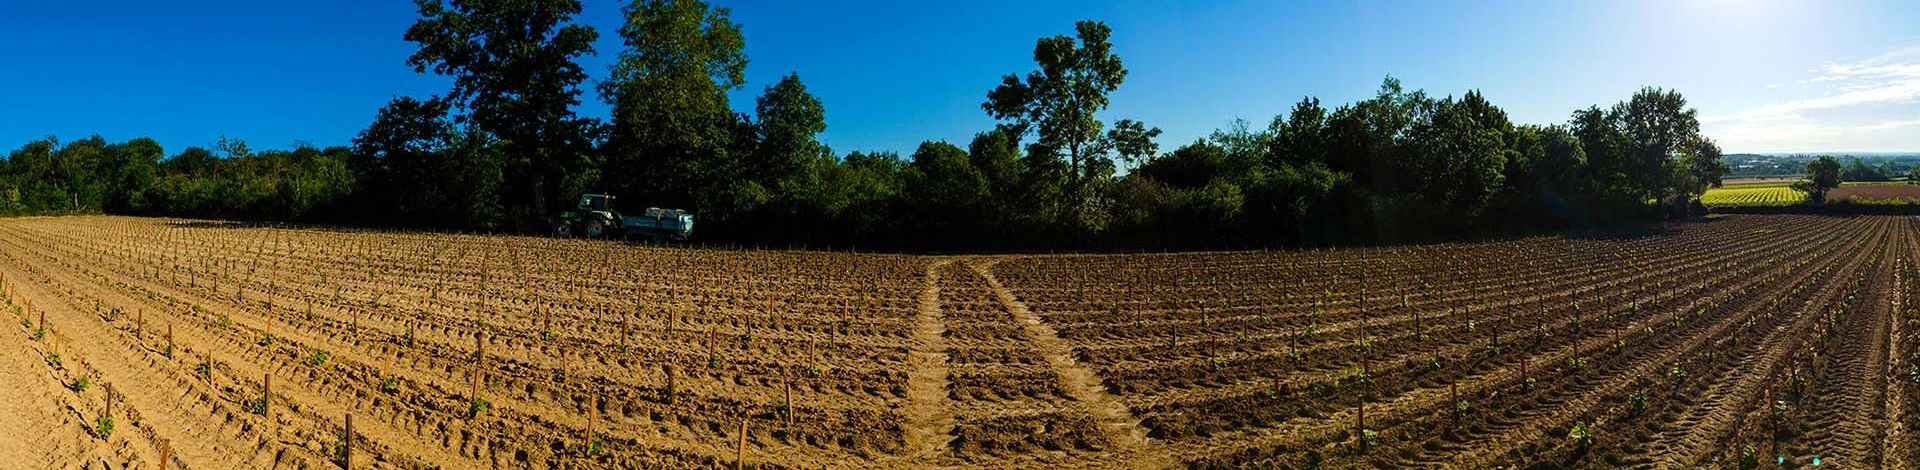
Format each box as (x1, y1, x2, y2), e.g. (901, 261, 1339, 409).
(1703, 46, 1920, 152)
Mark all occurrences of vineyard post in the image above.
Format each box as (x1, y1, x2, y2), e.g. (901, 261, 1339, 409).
(137, 309, 144, 340)
(736, 418, 749, 470)
(264, 372, 272, 423)
(1356, 393, 1367, 453)
(106, 382, 114, 421)
(344, 411, 353, 469)
(784, 378, 795, 431)
(159, 440, 170, 470)
(665, 364, 677, 404)
(472, 333, 484, 404)
(1449, 382, 1459, 425)
(168, 322, 175, 358)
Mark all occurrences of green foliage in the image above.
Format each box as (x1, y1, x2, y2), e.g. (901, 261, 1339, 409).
(600, 0, 749, 223)
(309, 349, 330, 367)
(69, 375, 91, 392)
(1797, 156, 1843, 203)
(1568, 421, 1592, 448)
(0, 16, 1728, 251)
(985, 20, 1136, 232)
(468, 397, 491, 418)
(92, 415, 114, 439)
(406, 0, 599, 229)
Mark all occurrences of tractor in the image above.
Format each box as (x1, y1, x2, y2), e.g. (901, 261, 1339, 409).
(554, 194, 694, 240)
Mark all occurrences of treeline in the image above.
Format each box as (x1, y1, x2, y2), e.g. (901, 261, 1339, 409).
(0, 0, 1726, 250)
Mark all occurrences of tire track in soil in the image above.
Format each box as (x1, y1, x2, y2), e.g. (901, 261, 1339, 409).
(898, 258, 956, 465)
(3, 221, 876, 470)
(1649, 216, 1893, 467)
(1163, 216, 1868, 466)
(1795, 222, 1898, 468)
(970, 259, 1172, 469)
(0, 300, 97, 468)
(0, 259, 256, 469)
(1890, 221, 1919, 469)
(0, 228, 484, 468)
(1419, 215, 1873, 468)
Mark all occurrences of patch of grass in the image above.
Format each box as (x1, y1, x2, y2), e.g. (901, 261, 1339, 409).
(69, 375, 90, 393)
(45, 352, 60, 369)
(308, 349, 330, 367)
(258, 333, 276, 347)
(215, 312, 233, 330)
(380, 376, 399, 393)
(31, 327, 45, 341)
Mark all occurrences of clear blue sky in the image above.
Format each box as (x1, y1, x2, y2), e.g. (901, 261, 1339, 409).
(3, 0, 1918, 156)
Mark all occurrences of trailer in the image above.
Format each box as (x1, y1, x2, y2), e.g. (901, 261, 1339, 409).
(554, 194, 694, 240)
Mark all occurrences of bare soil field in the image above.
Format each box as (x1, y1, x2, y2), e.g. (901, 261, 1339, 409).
(0, 215, 1915, 468)
(1831, 183, 1920, 204)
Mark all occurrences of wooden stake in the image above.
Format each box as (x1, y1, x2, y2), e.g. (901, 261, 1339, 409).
(664, 364, 676, 405)
(343, 412, 353, 469)
(159, 440, 170, 470)
(1449, 382, 1459, 423)
(736, 418, 749, 470)
(784, 379, 795, 431)
(264, 372, 272, 421)
(1356, 397, 1367, 452)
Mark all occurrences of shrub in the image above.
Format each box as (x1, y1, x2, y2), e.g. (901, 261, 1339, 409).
(69, 375, 91, 392)
(309, 350, 330, 367)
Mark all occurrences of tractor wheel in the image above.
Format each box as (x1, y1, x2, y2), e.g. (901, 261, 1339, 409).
(586, 219, 608, 238)
(553, 222, 574, 237)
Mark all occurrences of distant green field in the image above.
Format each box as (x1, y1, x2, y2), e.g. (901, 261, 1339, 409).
(1701, 184, 1806, 207)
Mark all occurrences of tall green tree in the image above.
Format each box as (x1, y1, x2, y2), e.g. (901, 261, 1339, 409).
(1403, 91, 1514, 218)
(404, 0, 600, 228)
(905, 141, 988, 245)
(104, 137, 164, 214)
(1796, 156, 1842, 203)
(751, 73, 828, 202)
(984, 20, 1131, 231)
(599, 0, 749, 217)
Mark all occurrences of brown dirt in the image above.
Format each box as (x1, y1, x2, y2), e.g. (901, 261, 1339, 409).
(1, 214, 1918, 469)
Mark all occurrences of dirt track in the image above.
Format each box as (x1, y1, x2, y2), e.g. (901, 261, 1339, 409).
(0, 214, 1914, 468)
